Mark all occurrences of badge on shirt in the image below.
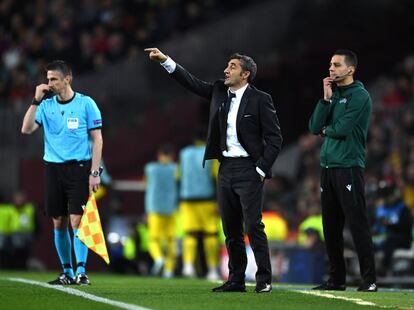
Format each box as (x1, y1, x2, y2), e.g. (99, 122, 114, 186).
(67, 118, 79, 129)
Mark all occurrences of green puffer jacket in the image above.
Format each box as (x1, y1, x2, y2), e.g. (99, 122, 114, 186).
(309, 80, 372, 168)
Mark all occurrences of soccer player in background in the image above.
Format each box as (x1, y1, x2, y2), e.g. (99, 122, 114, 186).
(144, 144, 178, 278)
(178, 129, 220, 280)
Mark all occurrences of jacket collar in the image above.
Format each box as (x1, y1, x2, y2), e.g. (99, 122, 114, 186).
(228, 83, 249, 99)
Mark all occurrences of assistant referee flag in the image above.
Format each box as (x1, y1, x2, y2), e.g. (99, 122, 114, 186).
(76, 194, 110, 264)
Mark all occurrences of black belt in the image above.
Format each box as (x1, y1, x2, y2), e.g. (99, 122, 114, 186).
(45, 160, 90, 165)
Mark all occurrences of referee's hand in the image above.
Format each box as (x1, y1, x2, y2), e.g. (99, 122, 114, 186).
(35, 84, 51, 102)
(89, 176, 101, 193)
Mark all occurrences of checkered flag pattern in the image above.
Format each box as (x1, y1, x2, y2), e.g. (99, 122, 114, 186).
(76, 193, 110, 264)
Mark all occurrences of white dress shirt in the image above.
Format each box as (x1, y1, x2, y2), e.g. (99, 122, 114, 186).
(161, 57, 265, 177)
(223, 85, 249, 158)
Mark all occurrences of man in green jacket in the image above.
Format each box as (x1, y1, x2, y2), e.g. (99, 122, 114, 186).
(309, 49, 377, 292)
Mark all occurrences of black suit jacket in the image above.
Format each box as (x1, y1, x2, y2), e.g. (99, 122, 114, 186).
(171, 63, 282, 177)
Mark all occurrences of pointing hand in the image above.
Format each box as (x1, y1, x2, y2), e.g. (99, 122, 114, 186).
(144, 47, 168, 63)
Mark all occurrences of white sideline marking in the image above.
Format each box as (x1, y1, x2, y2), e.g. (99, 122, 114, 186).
(297, 290, 382, 307)
(6, 277, 152, 310)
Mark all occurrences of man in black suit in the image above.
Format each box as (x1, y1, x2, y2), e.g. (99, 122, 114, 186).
(145, 48, 282, 293)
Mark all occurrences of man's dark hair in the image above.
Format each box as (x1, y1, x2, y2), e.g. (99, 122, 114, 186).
(333, 49, 358, 68)
(229, 53, 257, 83)
(158, 143, 175, 156)
(45, 60, 72, 77)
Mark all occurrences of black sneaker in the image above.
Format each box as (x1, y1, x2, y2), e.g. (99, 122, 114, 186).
(357, 283, 377, 292)
(312, 281, 346, 291)
(76, 273, 91, 285)
(212, 281, 246, 292)
(48, 273, 76, 285)
(255, 283, 272, 293)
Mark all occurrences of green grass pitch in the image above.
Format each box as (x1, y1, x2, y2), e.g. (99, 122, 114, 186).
(1, 271, 413, 310)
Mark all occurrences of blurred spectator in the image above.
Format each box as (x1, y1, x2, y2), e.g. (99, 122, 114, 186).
(144, 144, 178, 278)
(0, 191, 38, 270)
(297, 205, 323, 246)
(134, 215, 152, 275)
(402, 163, 414, 210)
(121, 220, 148, 274)
(104, 195, 132, 274)
(366, 117, 391, 176)
(0, 199, 14, 269)
(294, 176, 321, 231)
(302, 228, 325, 252)
(262, 205, 288, 242)
(373, 180, 413, 277)
(297, 133, 322, 180)
(9, 190, 39, 269)
(381, 79, 405, 109)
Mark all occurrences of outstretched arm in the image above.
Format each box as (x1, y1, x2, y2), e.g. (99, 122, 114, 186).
(144, 47, 214, 100)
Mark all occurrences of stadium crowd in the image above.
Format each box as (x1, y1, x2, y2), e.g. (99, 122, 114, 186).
(0, 0, 258, 111)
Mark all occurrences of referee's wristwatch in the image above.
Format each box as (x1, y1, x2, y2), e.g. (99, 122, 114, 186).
(90, 170, 100, 177)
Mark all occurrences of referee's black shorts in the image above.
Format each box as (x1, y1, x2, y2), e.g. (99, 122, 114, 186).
(44, 160, 91, 217)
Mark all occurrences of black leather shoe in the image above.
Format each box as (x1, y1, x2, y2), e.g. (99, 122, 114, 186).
(255, 283, 272, 293)
(212, 281, 246, 292)
(312, 281, 346, 291)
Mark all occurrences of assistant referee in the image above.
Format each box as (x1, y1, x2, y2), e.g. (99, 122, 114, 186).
(21, 60, 103, 286)
(309, 50, 377, 292)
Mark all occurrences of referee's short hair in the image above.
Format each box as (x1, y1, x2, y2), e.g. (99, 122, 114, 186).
(334, 49, 358, 69)
(229, 53, 257, 83)
(45, 60, 72, 77)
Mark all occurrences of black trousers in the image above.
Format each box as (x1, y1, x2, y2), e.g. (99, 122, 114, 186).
(218, 157, 271, 285)
(321, 167, 376, 284)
